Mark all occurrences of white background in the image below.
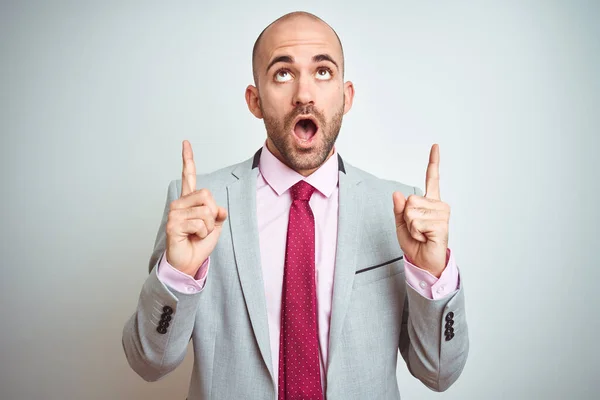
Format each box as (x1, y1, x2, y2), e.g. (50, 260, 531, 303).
(1, 1, 599, 399)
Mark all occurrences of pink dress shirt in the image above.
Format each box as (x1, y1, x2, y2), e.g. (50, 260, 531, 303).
(156, 143, 460, 390)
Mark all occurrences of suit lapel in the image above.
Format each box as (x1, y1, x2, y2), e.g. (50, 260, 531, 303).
(227, 155, 274, 383)
(327, 165, 364, 377)
(226, 151, 362, 386)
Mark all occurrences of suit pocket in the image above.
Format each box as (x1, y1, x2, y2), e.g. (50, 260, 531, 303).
(353, 256, 404, 287)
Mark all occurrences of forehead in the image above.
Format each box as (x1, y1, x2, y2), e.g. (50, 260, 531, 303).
(258, 17, 342, 65)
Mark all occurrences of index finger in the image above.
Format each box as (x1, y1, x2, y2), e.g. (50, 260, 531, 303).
(181, 140, 196, 197)
(425, 144, 440, 200)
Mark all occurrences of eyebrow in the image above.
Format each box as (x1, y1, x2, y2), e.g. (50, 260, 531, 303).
(265, 53, 339, 74)
(312, 54, 338, 69)
(266, 55, 294, 73)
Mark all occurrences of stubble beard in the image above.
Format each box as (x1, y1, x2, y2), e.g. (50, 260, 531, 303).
(261, 101, 345, 172)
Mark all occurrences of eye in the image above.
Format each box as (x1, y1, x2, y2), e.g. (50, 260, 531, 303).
(274, 69, 293, 83)
(315, 68, 332, 80)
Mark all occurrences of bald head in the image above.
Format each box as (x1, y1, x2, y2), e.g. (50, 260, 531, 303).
(251, 12, 345, 86)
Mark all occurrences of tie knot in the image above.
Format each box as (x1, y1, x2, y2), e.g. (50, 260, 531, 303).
(290, 180, 316, 201)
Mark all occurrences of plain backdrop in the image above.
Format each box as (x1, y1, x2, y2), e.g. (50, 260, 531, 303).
(1, 1, 599, 399)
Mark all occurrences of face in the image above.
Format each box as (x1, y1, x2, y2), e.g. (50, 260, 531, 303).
(246, 16, 354, 175)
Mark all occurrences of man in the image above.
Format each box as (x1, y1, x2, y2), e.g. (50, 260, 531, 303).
(122, 11, 468, 400)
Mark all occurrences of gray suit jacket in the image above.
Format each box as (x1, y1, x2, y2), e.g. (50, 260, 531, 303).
(122, 149, 469, 399)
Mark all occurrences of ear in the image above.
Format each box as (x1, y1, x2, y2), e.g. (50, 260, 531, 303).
(245, 85, 263, 119)
(343, 81, 355, 115)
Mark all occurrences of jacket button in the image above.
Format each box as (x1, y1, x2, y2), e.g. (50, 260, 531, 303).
(157, 326, 167, 334)
(445, 320, 454, 328)
(159, 320, 170, 329)
(163, 305, 173, 315)
(445, 312, 454, 321)
(445, 327, 454, 335)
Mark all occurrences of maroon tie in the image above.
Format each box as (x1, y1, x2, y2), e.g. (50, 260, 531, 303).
(278, 180, 323, 400)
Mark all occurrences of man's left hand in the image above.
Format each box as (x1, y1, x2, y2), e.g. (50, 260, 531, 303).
(393, 144, 450, 278)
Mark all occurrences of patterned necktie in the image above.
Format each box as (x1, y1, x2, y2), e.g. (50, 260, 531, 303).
(278, 180, 323, 400)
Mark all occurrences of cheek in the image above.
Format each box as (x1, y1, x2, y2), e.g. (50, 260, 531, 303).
(262, 84, 294, 104)
(262, 103, 288, 123)
(320, 86, 345, 114)
(262, 94, 294, 120)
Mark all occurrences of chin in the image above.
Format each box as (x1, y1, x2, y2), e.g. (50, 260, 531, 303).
(284, 141, 330, 172)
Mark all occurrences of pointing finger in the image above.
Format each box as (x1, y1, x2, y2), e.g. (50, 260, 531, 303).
(425, 144, 441, 200)
(181, 140, 196, 197)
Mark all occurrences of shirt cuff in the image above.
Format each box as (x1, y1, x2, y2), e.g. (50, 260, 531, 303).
(156, 251, 210, 294)
(404, 248, 460, 300)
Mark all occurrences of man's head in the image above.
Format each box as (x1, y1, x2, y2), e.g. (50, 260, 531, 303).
(245, 12, 355, 176)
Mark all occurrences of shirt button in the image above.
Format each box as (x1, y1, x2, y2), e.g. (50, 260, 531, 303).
(419, 281, 427, 289)
(187, 286, 197, 293)
(436, 285, 445, 294)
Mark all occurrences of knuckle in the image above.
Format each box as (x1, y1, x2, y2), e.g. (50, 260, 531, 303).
(203, 217, 215, 232)
(407, 207, 425, 219)
(205, 200, 218, 216)
(197, 220, 208, 238)
(205, 210, 216, 223)
(406, 194, 419, 205)
(169, 209, 182, 221)
(207, 215, 216, 228)
(410, 219, 421, 232)
(184, 220, 194, 236)
(199, 206, 212, 219)
(185, 207, 196, 219)
(409, 224, 417, 236)
(166, 221, 175, 235)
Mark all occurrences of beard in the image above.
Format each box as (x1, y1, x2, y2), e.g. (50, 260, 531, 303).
(261, 100, 344, 172)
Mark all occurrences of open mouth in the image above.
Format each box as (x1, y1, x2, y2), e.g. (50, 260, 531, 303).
(293, 117, 319, 143)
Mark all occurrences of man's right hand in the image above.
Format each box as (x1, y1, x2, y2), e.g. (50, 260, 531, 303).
(165, 140, 228, 277)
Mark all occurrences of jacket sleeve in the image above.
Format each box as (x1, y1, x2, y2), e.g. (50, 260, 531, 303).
(121, 179, 204, 382)
(398, 185, 469, 391)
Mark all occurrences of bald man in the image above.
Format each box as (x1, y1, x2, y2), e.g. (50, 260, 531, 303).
(123, 11, 469, 400)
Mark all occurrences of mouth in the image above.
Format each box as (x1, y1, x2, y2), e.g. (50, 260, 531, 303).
(292, 115, 319, 145)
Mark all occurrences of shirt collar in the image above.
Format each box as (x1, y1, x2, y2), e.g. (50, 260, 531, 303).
(258, 141, 339, 198)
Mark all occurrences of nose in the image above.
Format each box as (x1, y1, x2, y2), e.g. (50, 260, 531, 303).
(292, 75, 315, 106)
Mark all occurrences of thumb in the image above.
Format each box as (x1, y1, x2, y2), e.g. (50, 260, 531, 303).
(215, 206, 228, 226)
(393, 191, 406, 228)
(393, 191, 412, 246)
